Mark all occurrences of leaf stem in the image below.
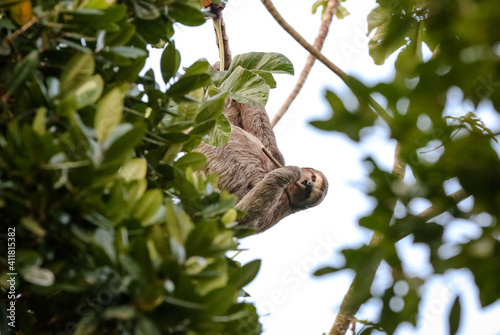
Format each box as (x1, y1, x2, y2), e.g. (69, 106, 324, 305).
(214, 18, 225, 71)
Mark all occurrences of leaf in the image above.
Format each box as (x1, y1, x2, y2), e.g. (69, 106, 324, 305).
(132, 0, 160, 20)
(102, 46, 148, 66)
(32, 107, 46, 136)
(232, 259, 261, 288)
(174, 152, 207, 172)
(72, 74, 104, 109)
(219, 67, 270, 108)
(95, 87, 124, 142)
(160, 40, 181, 84)
(168, 2, 205, 27)
(203, 113, 231, 146)
(8, 50, 38, 95)
(120, 158, 147, 181)
(195, 92, 228, 123)
(224, 52, 294, 78)
(135, 316, 162, 335)
(313, 266, 339, 276)
(94, 228, 116, 262)
(133, 189, 163, 225)
(310, 90, 376, 141)
(59, 52, 95, 92)
(22, 266, 55, 286)
(101, 123, 146, 164)
(9, 0, 32, 26)
(167, 74, 211, 98)
(448, 295, 461, 335)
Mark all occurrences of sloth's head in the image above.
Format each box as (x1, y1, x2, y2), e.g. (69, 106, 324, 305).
(287, 168, 328, 209)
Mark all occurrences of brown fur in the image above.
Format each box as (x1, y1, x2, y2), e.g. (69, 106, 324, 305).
(196, 99, 328, 232)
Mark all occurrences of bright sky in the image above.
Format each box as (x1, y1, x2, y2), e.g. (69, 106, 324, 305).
(143, 0, 500, 334)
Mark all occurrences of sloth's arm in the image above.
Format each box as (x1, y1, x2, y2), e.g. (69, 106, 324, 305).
(236, 166, 301, 232)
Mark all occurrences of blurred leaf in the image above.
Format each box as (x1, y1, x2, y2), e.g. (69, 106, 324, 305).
(60, 52, 94, 92)
(174, 152, 207, 172)
(168, 2, 205, 27)
(95, 87, 124, 142)
(120, 158, 147, 181)
(133, 189, 163, 225)
(448, 295, 461, 335)
(9, 0, 32, 26)
(8, 50, 38, 95)
(310, 90, 376, 141)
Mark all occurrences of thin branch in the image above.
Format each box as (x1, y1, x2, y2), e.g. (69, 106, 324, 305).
(261, 147, 305, 189)
(260, 0, 392, 124)
(271, 0, 339, 127)
(4, 15, 38, 44)
(329, 143, 406, 335)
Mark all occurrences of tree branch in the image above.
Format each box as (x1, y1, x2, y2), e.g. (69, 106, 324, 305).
(259, 0, 392, 124)
(271, 0, 339, 127)
(328, 142, 406, 335)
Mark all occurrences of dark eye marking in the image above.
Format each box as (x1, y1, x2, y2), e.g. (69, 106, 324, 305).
(311, 173, 316, 182)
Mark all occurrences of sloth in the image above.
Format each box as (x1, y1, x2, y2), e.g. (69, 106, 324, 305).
(196, 99, 328, 233)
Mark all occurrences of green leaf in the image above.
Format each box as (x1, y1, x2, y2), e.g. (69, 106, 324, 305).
(219, 67, 270, 108)
(232, 259, 261, 288)
(132, 0, 160, 20)
(313, 266, 339, 276)
(310, 90, 376, 141)
(203, 113, 231, 146)
(59, 52, 94, 92)
(32, 107, 46, 136)
(95, 87, 124, 142)
(168, 2, 205, 27)
(196, 92, 228, 123)
(174, 152, 207, 172)
(224, 52, 294, 78)
(135, 316, 161, 335)
(101, 123, 146, 164)
(73, 74, 104, 109)
(448, 295, 461, 335)
(167, 74, 211, 97)
(8, 50, 38, 95)
(120, 158, 147, 181)
(160, 40, 181, 84)
(133, 189, 163, 225)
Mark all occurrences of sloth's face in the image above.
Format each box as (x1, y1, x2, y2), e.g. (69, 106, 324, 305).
(287, 168, 328, 209)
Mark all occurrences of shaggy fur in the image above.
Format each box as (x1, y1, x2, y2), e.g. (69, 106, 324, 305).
(196, 99, 328, 232)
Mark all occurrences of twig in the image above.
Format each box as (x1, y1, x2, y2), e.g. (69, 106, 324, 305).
(261, 147, 304, 189)
(271, 0, 339, 127)
(4, 15, 38, 44)
(260, 0, 392, 124)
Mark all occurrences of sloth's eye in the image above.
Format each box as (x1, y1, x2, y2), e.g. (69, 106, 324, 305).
(311, 174, 316, 182)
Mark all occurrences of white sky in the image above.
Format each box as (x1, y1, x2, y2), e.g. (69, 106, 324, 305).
(143, 0, 500, 334)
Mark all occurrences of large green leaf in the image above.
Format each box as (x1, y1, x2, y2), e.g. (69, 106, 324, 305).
(224, 52, 294, 78)
(203, 113, 231, 146)
(218, 67, 270, 108)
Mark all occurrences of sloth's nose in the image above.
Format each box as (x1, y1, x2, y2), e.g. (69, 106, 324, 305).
(301, 179, 313, 188)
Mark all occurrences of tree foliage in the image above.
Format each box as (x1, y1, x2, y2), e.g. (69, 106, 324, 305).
(311, 0, 500, 333)
(0, 1, 292, 334)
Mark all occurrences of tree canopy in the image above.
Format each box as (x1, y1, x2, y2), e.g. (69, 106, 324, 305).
(1, 0, 499, 334)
